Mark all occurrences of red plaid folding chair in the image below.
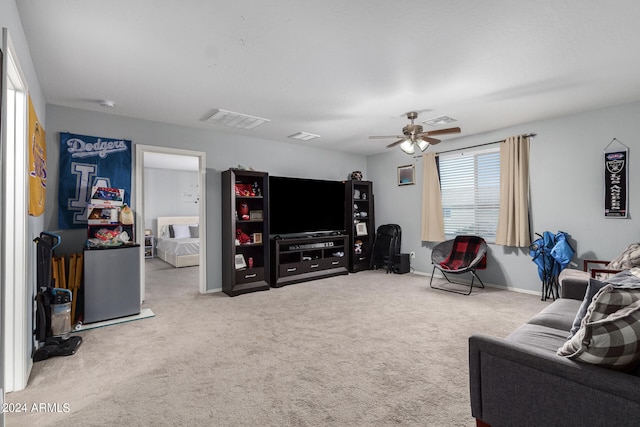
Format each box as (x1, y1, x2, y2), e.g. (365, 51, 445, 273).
(430, 235, 487, 295)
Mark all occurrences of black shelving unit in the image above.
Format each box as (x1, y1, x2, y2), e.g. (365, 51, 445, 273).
(345, 180, 375, 272)
(221, 169, 270, 296)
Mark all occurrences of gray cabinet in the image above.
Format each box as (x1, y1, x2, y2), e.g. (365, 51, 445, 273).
(83, 245, 141, 323)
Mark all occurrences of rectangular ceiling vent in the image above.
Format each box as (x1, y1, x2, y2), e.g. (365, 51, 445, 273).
(288, 132, 320, 141)
(205, 109, 270, 129)
(422, 115, 457, 127)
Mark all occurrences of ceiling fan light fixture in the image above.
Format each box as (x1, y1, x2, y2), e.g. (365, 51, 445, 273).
(417, 139, 429, 152)
(400, 139, 415, 154)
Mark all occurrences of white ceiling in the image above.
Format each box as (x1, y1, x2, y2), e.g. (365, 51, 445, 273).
(16, 1, 640, 156)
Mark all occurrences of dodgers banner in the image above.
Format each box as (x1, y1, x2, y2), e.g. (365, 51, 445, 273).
(604, 150, 628, 218)
(58, 132, 132, 229)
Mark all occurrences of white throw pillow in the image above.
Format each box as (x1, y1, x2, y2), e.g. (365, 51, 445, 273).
(171, 224, 191, 239)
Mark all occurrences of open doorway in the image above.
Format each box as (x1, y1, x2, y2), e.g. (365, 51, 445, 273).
(134, 146, 206, 301)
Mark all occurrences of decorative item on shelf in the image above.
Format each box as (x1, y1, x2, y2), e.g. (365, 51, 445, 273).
(234, 254, 247, 270)
(354, 189, 361, 199)
(356, 222, 368, 236)
(252, 181, 262, 197)
(354, 240, 363, 253)
(238, 202, 250, 219)
(249, 210, 263, 220)
(252, 233, 263, 244)
(236, 228, 251, 245)
(360, 211, 368, 218)
(361, 192, 367, 200)
(234, 183, 255, 196)
(350, 171, 363, 180)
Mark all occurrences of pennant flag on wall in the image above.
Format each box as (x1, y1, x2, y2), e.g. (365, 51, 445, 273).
(58, 132, 132, 229)
(604, 149, 628, 218)
(28, 95, 47, 216)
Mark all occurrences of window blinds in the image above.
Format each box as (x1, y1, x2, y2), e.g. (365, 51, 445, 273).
(439, 148, 500, 241)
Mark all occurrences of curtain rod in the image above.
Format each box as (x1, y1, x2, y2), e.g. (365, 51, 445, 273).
(412, 133, 536, 159)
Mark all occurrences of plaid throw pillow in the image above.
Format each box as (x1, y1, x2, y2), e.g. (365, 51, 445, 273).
(558, 286, 640, 371)
(587, 286, 640, 323)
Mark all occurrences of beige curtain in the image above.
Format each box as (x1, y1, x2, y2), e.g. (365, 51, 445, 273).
(495, 135, 531, 247)
(421, 152, 445, 241)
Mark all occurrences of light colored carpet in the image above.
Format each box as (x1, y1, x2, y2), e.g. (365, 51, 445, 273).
(6, 260, 548, 426)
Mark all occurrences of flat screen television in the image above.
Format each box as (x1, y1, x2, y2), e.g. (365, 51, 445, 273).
(269, 176, 346, 238)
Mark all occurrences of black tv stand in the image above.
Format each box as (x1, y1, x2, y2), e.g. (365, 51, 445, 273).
(270, 234, 348, 287)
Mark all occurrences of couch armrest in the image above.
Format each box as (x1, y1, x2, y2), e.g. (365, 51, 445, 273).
(582, 259, 610, 271)
(469, 333, 640, 426)
(558, 269, 588, 300)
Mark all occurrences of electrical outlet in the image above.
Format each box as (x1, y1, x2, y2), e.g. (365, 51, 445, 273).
(410, 251, 416, 259)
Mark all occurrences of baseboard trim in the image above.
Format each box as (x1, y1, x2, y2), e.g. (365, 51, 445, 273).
(412, 270, 541, 296)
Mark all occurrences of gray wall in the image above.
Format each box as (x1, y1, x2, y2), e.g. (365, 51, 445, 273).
(143, 168, 199, 236)
(44, 105, 367, 292)
(368, 100, 640, 294)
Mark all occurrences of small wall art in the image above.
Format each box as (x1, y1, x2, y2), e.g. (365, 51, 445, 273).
(397, 164, 415, 186)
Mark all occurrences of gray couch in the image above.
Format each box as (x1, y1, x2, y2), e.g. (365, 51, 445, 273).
(469, 279, 640, 427)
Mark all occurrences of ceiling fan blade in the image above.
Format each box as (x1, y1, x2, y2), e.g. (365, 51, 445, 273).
(386, 138, 405, 148)
(419, 135, 441, 145)
(419, 134, 440, 145)
(424, 127, 461, 136)
(369, 135, 404, 139)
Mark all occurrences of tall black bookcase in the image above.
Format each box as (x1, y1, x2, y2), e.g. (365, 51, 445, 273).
(345, 180, 375, 272)
(221, 169, 270, 296)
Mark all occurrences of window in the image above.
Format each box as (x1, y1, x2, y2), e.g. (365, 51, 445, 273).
(439, 147, 500, 242)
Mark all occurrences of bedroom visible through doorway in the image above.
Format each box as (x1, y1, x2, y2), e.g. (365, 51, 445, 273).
(135, 146, 206, 301)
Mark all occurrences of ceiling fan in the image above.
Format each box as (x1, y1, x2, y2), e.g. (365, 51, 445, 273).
(369, 111, 461, 154)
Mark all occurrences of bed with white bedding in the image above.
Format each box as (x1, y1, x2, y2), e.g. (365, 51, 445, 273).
(156, 216, 200, 267)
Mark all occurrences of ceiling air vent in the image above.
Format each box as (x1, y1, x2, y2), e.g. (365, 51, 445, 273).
(422, 115, 457, 127)
(204, 109, 270, 129)
(288, 132, 320, 141)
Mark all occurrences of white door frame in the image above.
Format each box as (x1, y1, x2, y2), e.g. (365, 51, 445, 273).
(2, 28, 30, 393)
(134, 145, 207, 299)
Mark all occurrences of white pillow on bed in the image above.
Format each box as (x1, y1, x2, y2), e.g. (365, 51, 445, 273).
(171, 224, 191, 239)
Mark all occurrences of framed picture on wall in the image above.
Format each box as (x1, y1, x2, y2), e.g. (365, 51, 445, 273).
(398, 164, 415, 186)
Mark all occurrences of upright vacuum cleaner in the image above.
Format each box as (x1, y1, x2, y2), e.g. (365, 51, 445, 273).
(33, 232, 82, 362)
